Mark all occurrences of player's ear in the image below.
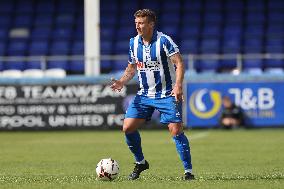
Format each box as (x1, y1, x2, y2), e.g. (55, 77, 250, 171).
(150, 21, 155, 29)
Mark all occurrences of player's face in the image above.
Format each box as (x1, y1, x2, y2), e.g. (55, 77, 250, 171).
(135, 16, 154, 37)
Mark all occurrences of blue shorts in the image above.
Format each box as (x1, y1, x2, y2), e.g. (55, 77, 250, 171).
(125, 95, 183, 124)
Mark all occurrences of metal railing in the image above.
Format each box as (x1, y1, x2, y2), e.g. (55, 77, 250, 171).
(0, 53, 283, 74)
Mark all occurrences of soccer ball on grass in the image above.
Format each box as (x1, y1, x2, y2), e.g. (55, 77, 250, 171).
(96, 158, 119, 181)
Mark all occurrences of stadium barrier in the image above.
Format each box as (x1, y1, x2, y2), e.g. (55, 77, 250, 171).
(185, 74, 284, 128)
(0, 77, 164, 130)
(0, 53, 283, 130)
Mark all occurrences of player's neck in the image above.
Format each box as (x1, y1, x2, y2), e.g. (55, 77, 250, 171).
(142, 30, 154, 45)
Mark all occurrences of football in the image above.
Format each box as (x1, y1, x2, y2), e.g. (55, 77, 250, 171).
(96, 158, 120, 181)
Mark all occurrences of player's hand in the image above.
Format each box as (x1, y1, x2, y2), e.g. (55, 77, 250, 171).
(170, 84, 184, 102)
(110, 78, 124, 92)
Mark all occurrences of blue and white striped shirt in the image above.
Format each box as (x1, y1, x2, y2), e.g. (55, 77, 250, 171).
(128, 30, 179, 98)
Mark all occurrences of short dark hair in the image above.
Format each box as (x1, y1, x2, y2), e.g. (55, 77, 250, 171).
(134, 9, 157, 24)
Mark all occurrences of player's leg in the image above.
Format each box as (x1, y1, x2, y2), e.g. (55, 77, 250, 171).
(124, 95, 153, 180)
(123, 118, 146, 163)
(157, 96, 194, 180)
(168, 123, 194, 180)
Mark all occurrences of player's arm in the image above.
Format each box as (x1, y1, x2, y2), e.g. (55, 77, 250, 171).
(170, 53, 185, 102)
(110, 63, 136, 92)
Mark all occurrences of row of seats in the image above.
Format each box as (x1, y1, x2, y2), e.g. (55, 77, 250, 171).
(0, 59, 84, 74)
(100, 0, 284, 73)
(0, 0, 84, 73)
(0, 39, 83, 56)
(0, 68, 66, 78)
(0, 0, 283, 74)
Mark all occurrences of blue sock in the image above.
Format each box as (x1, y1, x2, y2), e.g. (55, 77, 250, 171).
(125, 130, 144, 162)
(173, 132, 192, 170)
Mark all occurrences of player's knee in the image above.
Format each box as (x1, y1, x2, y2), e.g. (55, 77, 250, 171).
(122, 124, 135, 134)
(168, 123, 183, 136)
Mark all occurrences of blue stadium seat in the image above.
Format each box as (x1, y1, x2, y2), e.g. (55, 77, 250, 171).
(242, 58, 263, 69)
(0, 0, 14, 14)
(220, 59, 237, 72)
(100, 0, 119, 13)
(246, 12, 266, 24)
(268, 0, 284, 10)
(0, 28, 8, 39)
(225, 11, 244, 24)
(4, 60, 26, 70)
(202, 24, 222, 37)
(0, 42, 6, 56)
(0, 14, 12, 27)
(26, 61, 42, 69)
(113, 59, 128, 71)
(101, 26, 115, 40)
(52, 27, 73, 40)
(117, 26, 136, 40)
(121, 0, 139, 12)
(34, 14, 53, 26)
(183, 0, 202, 11)
(0, 60, 4, 71)
(268, 11, 284, 23)
(69, 60, 84, 73)
(49, 41, 70, 55)
(265, 38, 284, 53)
(182, 11, 201, 25)
(31, 27, 51, 40)
(47, 60, 68, 70)
(162, 0, 181, 11)
(203, 12, 223, 24)
(29, 40, 49, 55)
(7, 40, 28, 56)
(141, 0, 160, 12)
(195, 59, 220, 73)
(180, 25, 200, 38)
(247, 0, 265, 11)
(15, 1, 34, 14)
(54, 14, 75, 27)
(72, 40, 84, 55)
(74, 25, 84, 40)
(101, 41, 112, 55)
(200, 38, 220, 53)
(222, 37, 241, 53)
(160, 12, 180, 24)
(223, 25, 242, 39)
(267, 24, 284, 38)
(36, 1, 55, 13)
(101, 14, 117, 26)
(161, 25, 179, 37)
(225, 0, 244, 10)
(204, 0, 223, 11)
(179, 39, 199, 54)
(264, 59, 284, 69)
(57, 0, 76, 13)
(101, 60, 113, 72)
(13, 14, 33, 27)
(244, 24, 264, 37)
(119, 13, 134, 26)
(113, 40, 129, 54)
(243, 38, 263, 53)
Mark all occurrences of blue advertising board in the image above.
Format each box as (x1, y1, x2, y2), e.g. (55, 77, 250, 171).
(186, 82, 284, 128)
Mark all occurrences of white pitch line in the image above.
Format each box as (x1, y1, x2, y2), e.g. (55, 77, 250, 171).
(189, 131, 210, 140)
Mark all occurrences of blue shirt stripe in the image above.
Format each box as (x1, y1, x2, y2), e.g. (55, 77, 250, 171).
(160, 38, 173, 93)
(140, 72, 149, 95)
(154, 71, 162, 98)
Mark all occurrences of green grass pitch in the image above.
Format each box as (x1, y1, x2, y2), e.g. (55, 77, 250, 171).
(0, 129, 283, 189)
